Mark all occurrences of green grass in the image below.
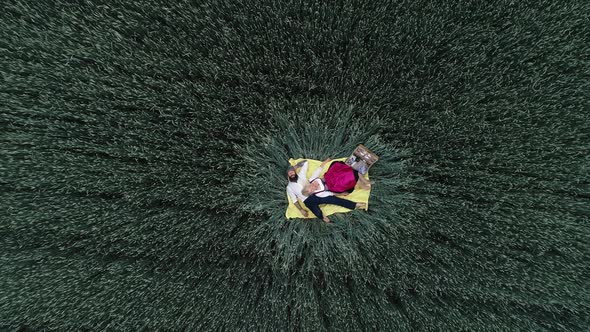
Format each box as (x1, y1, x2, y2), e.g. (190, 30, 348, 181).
(1, 0, 589, 331)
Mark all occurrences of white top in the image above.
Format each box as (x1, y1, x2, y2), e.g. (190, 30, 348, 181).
(308, 165, 334, 198)
(286, 161, 310, 203)
(286, 161, 334, 203)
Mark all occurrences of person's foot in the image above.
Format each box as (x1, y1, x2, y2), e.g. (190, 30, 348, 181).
(355, 203, 367, 210)
(360, 183, 371, 190)
(358, 179, 374, 190)
(323, 216, 332, 223)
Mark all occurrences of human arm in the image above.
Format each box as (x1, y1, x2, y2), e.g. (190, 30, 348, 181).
(294, 159, 308, 168)
(294, 201, 309, 217)
(287, 187, 309, 217)
(304, 196, 324, 220)
(286, 187, 297, 205)
(309, 158, 332, 181)
(295, 160, 309, 182)
(334, 191, 350, 197)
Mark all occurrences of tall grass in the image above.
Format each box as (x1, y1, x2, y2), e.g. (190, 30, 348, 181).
(1, 0, 589, 331)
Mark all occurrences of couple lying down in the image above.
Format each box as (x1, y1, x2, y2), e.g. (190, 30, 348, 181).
(286, 158, 372, 223)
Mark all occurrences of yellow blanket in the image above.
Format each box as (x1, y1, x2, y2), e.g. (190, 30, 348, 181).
(285, 158, 371, 219)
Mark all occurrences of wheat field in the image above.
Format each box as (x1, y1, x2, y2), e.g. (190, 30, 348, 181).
(1, 0, 589, 331)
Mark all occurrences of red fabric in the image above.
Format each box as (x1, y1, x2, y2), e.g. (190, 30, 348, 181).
(324, 162, 357, 193)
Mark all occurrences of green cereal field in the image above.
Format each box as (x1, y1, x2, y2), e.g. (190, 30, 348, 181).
(1, 0, 589, 331)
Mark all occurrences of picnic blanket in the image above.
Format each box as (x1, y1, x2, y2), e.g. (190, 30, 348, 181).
(285, 157, 371, 219)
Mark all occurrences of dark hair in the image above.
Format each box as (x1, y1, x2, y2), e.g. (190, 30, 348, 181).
(287, 166, 298, 182)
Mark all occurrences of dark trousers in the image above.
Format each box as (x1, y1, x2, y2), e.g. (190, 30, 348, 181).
(304, 194, 357, 220)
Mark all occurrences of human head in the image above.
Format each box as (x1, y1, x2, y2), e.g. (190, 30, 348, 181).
(287, 166, 298, 182)
(302, 181, 320, 196)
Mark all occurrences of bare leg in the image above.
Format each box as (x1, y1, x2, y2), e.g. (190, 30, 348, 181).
(357, 175, 373, 190)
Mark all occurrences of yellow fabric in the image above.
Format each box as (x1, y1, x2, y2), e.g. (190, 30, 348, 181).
(285, 158, 371, 219)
